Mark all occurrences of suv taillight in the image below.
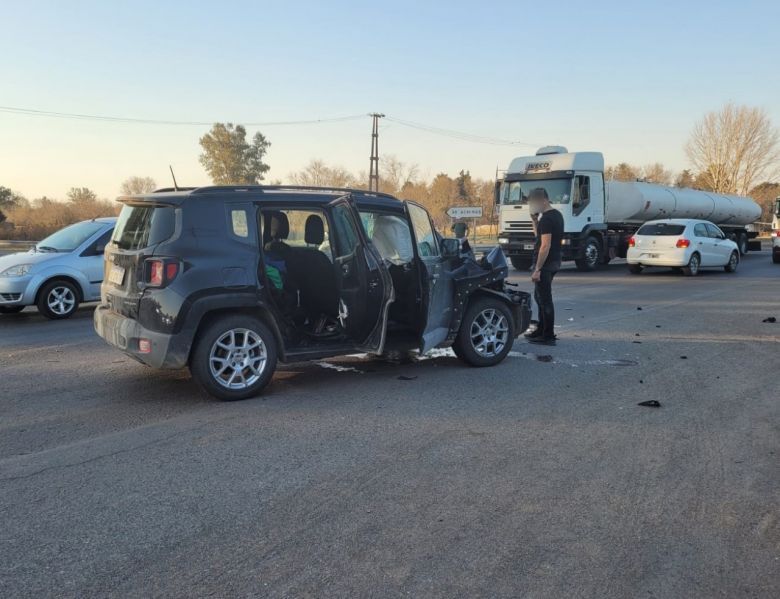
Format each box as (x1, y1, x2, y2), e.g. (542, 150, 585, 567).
(628, 237, 636, 247)
(145, 258, 179, 287)
(676, 239, 691, 248)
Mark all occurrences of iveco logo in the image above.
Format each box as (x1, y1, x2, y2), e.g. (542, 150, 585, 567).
(526, 162, 551, 172)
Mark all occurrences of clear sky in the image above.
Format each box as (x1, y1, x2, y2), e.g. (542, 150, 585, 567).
(1, 0, 779, 199)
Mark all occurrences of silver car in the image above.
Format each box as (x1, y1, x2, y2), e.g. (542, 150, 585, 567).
(0, 218, 116, 319)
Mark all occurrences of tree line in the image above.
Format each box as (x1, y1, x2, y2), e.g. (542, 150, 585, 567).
(2, 103, 778, 240)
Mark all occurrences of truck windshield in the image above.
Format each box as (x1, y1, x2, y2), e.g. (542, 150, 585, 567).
(502, 178, 572, 205)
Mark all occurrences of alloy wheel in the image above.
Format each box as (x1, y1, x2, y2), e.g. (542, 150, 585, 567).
(47, 286, 76, 316)
(208, 328, 268, 390)
(470, 308, 510, 358)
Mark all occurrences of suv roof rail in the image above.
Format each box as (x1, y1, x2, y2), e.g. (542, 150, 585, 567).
(189, 184, 399, 200)
(153, 187, 198, 193)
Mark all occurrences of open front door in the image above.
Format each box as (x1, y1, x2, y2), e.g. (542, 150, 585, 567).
(405, 201, 454, 353)
(327, 195, 394, 352)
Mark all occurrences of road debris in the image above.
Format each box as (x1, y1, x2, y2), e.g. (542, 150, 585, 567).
(397, 375, 418, 381)
(762, 317, 776, 323)
(638, 400, 661, 408)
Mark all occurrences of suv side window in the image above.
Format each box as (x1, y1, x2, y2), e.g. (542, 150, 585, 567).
(706, 223, 724, 239)
(331, 204, 360, 258)
(226, 203, 255, 244)
(694, 223, 708, 238)
(407, 203, 439, 257)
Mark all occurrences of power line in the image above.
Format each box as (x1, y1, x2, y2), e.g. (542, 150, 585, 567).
(0, 104, 543, 148)
(384, 116, 541, 147)
(0, 105, 366, 126)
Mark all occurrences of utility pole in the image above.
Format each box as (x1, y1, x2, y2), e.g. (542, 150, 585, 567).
(368, 112, 385, 192)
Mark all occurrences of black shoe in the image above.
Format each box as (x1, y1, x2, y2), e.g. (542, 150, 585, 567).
(528, 336, 557, 346)
(524, 329, 543, 339)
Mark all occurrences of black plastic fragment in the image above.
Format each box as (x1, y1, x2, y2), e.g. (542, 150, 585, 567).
(638, 400, 661, 408)
(762, 317, 776, 323)
(397, 375, 418, 381)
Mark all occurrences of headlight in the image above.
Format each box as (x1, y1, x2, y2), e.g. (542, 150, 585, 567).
(498, 237, 509, 244)
(0, 264, 33, 277)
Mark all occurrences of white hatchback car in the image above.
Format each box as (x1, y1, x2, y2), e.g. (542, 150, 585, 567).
(627, 219, 739, 276)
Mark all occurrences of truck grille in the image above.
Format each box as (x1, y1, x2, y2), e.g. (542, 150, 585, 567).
(505, 221, 534, 232)
(0, 293, 22, 302)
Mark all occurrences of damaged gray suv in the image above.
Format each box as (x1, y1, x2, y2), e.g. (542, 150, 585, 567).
(94, 186, 531, 400)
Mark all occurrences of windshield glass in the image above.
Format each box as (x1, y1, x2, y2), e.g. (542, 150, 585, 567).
(37, 221, 105, 252)
(637, 223, 686, 236)
(502, 178, 572, 205)
(112, 205, 175, 250)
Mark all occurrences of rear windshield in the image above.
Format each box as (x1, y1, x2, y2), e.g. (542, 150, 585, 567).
(637, 223, 686, 236)
(112, 204, 175, 250)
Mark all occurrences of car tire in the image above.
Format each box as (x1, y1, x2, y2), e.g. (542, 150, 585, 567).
(189, 315, 277, 401)
(682, 253, 701, 277)
(510, 256, 532, 271)
(453, 296, 515, 367)
(724, 251, 739, 273)
(628, 264, 643, 275)
(575, 236, 601, 271)
(37, 279, 80, 319)
(0, 306, 25, 314)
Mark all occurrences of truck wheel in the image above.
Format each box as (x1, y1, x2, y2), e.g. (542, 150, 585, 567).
(453, 297, 515, 367)
(190, 315, 277, 401)
(724, 251, 739, 273)
(37, 279, 80, 319)
(737, 232, 749, 255)
(628, 264, 643, 275)
(575, 237, 601, 271)
(510, 257, 532, 271)
(0, 306, 25, 314)
(682, 253, 701, 277)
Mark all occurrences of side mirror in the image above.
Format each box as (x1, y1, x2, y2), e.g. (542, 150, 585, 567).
(440, 238, 460, 258)
(494, 180, 502, 205)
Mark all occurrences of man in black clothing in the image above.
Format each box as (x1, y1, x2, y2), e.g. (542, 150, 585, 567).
(525, 188, 564, 345)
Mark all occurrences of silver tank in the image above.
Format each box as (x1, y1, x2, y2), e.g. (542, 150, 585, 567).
(606, 181, 761, 226)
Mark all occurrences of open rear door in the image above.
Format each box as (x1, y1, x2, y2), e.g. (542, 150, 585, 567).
(404, 201, 454, 354)
(327, 195, 394, 353)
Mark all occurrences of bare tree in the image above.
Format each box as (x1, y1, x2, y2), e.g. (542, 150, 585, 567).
(641, 163, 673, 185)
(378, 155, 419, 195)
(120, 176, 157, 195)
(685, 103, 780, 196)
(605, 163, 641, 182)
(288, 160, 356, 188)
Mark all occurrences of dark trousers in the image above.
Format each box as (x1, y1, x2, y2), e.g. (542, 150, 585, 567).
(534, 269, 557, 338)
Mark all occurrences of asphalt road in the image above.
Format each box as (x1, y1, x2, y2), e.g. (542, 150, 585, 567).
(1, 252, 778, 598)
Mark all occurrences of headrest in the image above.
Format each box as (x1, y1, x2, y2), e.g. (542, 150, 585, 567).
(264, 211, 289, 244)
(305, 215, 325, 245)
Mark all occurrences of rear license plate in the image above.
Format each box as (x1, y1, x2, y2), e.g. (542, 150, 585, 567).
(523, 244, 535, 250)
(108, 264, 125, 286)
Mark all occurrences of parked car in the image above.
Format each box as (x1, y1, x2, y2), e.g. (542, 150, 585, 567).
(94, 186, 531, 401)
(0, 218, 116, 318)
(626, 219, 740, 276)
